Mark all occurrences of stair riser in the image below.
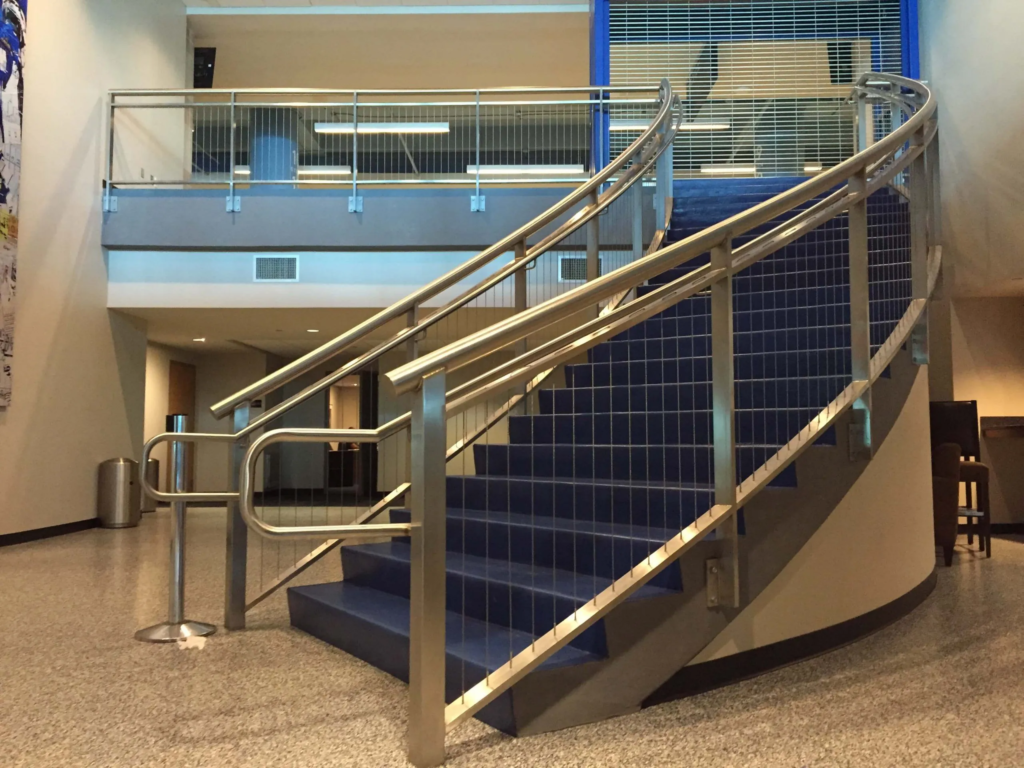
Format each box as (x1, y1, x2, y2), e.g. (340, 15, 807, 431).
(342, 546, 609, 655)
(539, 378, 847, 415)
(388, 510, 687, 587)
(287, 588, 518, 732)
(613, 305, 849, 342)
(447, 476, 714, 524)
(591, 326, 852, 363)
(509, 409, 834, 448)
(566, 349, 851, 387)
(473, 443, 798, 487)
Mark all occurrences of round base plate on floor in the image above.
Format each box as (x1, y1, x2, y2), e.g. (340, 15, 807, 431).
(134, 621, 217, 643)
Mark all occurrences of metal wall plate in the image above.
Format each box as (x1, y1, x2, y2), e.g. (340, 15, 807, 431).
(348, 195, 364, 214)
(225, 195, 240, 213)
(470, 195, 486, 212)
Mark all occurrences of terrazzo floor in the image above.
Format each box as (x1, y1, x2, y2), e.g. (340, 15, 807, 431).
(1, 508, 1021, 768)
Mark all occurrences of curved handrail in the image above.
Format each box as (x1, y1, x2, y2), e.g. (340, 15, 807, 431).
(385, 73, 935, 395)
(210, 80, 679, 422)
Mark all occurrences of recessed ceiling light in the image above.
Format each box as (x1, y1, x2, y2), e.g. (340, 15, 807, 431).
(193, 337, 206, 342)
(307, 329, 320, 333)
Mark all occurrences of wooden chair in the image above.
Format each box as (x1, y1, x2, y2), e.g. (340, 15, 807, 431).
(932, 443, 962, 566)
(929, 400, 992, 558)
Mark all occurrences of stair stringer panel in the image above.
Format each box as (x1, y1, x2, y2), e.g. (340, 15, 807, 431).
(499, 345, 923, 736)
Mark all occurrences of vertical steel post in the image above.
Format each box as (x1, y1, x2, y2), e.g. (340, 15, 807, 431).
(104, 96, 116, 213)
(910, 127, 930, 364)
(655, 115, 674, 228)
(407, 368, 447, 768)
(709, 241, 739, 609)
(135, 415, 216, 643)
(349, 92, 362, 213)
(632, 164, 644, 263)
(405, 305, 419, 503)
(227, 91, 236, 213)
(224, 402, 251, 630)
(927, 131, 942, 250)
(472, 91, 483, 212)
(848, 168, 873, 460)
(586, 189, 601, 319)
(856, 95, 873, 153)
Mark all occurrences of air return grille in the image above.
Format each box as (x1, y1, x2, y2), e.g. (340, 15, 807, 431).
(559, 254, 603, 282)
(607, 0, 905, 178)
(254, 255, 299, 282)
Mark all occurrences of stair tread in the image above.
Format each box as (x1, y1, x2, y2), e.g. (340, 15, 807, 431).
(290, 581, 602, 671)
(349, 540, 680, 600)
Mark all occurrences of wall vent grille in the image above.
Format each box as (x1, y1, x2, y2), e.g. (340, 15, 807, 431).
(559, 254, 602, 282)
(254, 255, 299, 282)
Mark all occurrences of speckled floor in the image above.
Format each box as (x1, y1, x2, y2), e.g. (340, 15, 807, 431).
(1, 508, 1021, 767)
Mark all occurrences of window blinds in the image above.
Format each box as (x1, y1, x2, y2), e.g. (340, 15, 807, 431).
(608, 0, 904, 178)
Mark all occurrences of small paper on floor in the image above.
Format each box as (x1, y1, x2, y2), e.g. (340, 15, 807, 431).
(177, 635, 207, 650)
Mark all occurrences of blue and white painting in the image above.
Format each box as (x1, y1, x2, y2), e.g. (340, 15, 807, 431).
(0, 0, 25, 408)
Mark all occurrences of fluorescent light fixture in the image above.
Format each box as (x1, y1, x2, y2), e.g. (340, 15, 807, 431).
(314, 122, 450, 135)
(298, 166, 351, 176)
(804, 163, 824, 173)
(307, 329, 320, 333)
(466, 164, 588, 175)
(610, 120, 730, 132)
(193, 337, 206, 343)
(234, 167, 250, 176)
(701, 164, 758, 176)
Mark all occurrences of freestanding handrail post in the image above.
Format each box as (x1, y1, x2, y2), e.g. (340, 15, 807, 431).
(136, 415, 217, 643)
(224, 402, 251, 630)
(407, 369, 447, 767)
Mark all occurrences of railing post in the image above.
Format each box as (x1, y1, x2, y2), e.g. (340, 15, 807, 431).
(135, 415, 216, 643)
(349, 92, 362, 213)
(405, 306, 419, 503)
(408, 368, 447, 768)
(224, 401, 251, 630)
(471, 91, 484, 212)
(655, 113, 674, 225)
(848, 167, 873, 461)
(856, 94, 873, 153)
(632, 158, 644, 263)
(927, 130, 942, 250)
(104, 95, 116, 213)
(586, 188, 600, 317)
(909, 127, 930, 365)
(226, 91, 238, 213)
(709, 241, 739, 609)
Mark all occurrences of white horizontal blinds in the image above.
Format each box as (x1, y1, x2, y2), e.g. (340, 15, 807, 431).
(608, 0, 903, 178)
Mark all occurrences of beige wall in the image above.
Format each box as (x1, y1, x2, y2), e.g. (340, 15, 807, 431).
(949, 298, 1024, 524)
(920, 0, 1024, 297)
(692, 367, 935, 662)
(0, 0, 187, 536)
(192, 12, 588, 90)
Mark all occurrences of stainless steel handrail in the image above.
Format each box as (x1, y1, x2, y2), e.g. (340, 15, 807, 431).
(238, 428, 413, 541)
(385, 73, 936, 396)
(209, 80, 678, 420)
(110, 85, 664, 97)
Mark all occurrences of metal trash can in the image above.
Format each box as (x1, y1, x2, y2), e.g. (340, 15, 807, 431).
(141, 459, 160, 513)
(97, 458, 142, 528)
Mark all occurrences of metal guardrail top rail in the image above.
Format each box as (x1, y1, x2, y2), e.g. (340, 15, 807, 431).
(209, 79, 679, 422)
(384, 73, 935, 396)
(109, 85, 662, 98)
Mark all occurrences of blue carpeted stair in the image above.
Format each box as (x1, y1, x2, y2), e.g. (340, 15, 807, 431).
(288, 179, 912, 733)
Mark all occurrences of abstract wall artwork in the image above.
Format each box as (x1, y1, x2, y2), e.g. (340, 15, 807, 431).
(0, 1, 25, 409)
